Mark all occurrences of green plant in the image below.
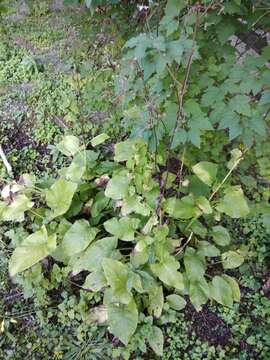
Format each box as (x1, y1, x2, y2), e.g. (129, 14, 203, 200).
(0, 133, 252, 356)
(117, 0, 270, 152)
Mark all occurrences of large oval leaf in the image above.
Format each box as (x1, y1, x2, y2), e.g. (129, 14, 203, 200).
(212, 225, 231, 247)
(216, 186, 249, 218)
(105, 175, 130, 200)
(148, 326, 164, 356)
(102, 258, 132, 304)
(1, 195, 33, 222)
(45, 179, 77, 219)
(210, 275, 233, 307)
(222, 250, 244, 269)
(192, 161, 218, 186)
(166, 294, 186, 311)
(151, 257, 184, 290)
(107, 300, 138, 345)
(9, 226, 56, 277)
(56, 135, 80, 157)
(62, 219, 97, 257)
(71, 237, 117, 275)
(104, 217, 140, 241)
(163, 196, 198, 219)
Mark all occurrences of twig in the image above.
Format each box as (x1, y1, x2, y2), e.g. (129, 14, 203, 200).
(0, 145, 13, 176)
(156, 8, 200, 219)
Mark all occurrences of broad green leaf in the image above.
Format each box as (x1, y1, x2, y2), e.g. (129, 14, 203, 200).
(184, 247, 205, 281)
(229, 95, 251, 117)
(64, 156, 85, 182)
(83, 271, 107, 292)
(62, 220, 97, 257)
(148, 326, 164, 356)
(167, 40, 184, 64)
(142, 215, 158, 234)
(121, 195, 150, 216)
(57, 135, 80, 157)
(190, 220, 207, 238)
(1, 194, 33, 222)
(45, 179, 77, 218)
(9, 226, 56, 277)
(91, 191, 110, 218)
(222, 274, 240, 302)
(189, 277, 209, 311)
(196, 196, 212, 214)
(216, 186, 249, 218)
(163, 101, 177, 133)
(211, 275, 233, 307)
(166, 294, 186, 310)
(102, 258, 132, 304)
(128, 272, 144, 293)
(91, 133, 109, 147)
(212, 225, 231, 246)
(197, 241, 220, 257)
(218, 111, 242, 141)
(105, 175, 130, 200)
(107, 300, 138, 345)
(163, 196, 198, 219)
(83, 150, 99, 169)
(148, 285, 164, 318)
(104, 217, 140, 241)
(151, 257, 184, 290)
(71, 237, 117, 275)
(222, 250, 244, 269)
(114, 139, 135, 162)
(131, 240, 149, 267)
(192, 161, 218, 186)
(165, 0, 185, 17)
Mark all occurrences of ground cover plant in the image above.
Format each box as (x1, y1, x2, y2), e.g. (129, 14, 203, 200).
(0, 0, 270, 359)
